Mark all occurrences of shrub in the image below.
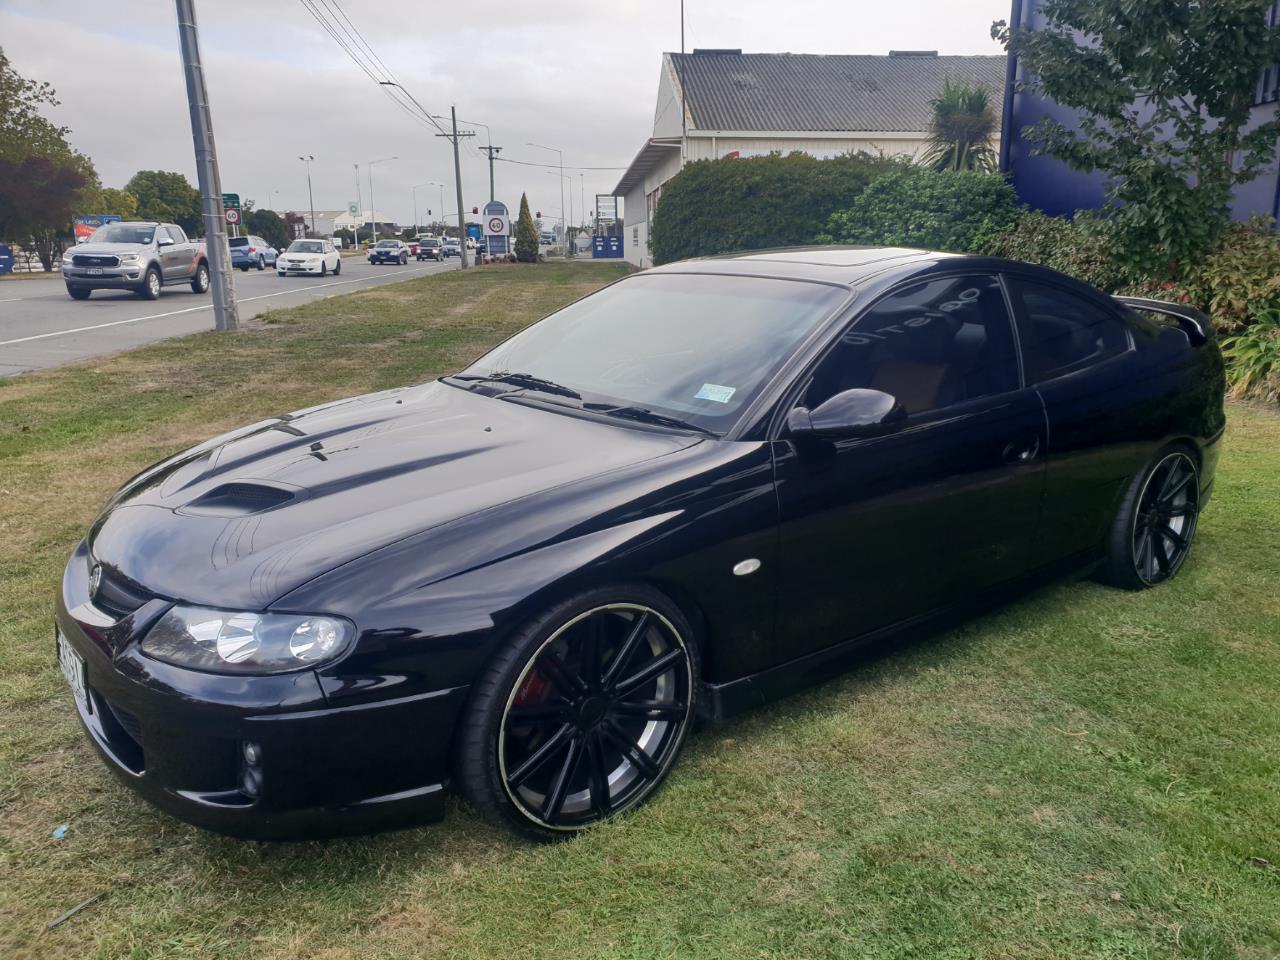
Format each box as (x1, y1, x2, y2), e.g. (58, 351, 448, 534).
(514, 193, 538, 264)
(982, 210, 1129, 291)
(649, 152, 895, 265)
(821, 168, 1021, 253)
(1221, 308, 1280, 403)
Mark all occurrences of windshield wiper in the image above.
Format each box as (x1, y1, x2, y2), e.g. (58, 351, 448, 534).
(447, 371, 581, 401)
(583, 403, 715, 436)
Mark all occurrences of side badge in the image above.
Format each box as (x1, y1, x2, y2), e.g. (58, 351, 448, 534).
(732, 558, 761, 577)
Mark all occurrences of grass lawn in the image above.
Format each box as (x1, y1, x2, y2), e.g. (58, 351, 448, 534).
(1, 261, 1277, 959)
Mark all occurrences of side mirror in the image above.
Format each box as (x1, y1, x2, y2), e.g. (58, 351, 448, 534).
(157, 236, 174, 247)
(786, 388, 906, 440)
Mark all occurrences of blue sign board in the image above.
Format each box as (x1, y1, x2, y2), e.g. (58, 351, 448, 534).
(592, 235, 623, 259)
(0, 243, 13, 275)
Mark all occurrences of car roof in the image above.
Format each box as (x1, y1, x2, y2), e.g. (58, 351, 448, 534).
(644, 246, 965, 287)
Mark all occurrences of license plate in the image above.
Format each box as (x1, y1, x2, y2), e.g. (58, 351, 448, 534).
(89, 267, 103, 275)
(57, 632, 90, 714)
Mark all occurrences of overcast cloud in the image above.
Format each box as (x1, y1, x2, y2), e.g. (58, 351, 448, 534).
(0, 0, 1006, 227)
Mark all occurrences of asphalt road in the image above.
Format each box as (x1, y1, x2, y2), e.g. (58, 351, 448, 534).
(0, 257, 457, 376)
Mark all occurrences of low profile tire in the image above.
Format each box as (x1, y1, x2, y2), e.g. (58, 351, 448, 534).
(334, 258, 341, 275)
(138, 267, 161, 300)
(456, 584, 699, 841)
(190, 262, 210, 294)
(66, 285, 91, 300)
(1097, 447, 1201, 590)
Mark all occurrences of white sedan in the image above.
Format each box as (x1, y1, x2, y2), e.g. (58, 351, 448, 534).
(277, 239, 341, 277)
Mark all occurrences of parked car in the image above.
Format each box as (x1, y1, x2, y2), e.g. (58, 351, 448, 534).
(441, 238, 462, 258)
(416, 238, 443, 261)
(368, 239, 409, 265)
(228, 236, 278, 271)
(61, 221, 210, 300)
(276, 238, 340, 276)
(54, 248, 1224, 842)
(538, 231, 556, 246)
(465, 237, 477, 250)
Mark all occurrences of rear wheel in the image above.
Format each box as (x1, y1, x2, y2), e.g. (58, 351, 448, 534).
(257, 255, 265, 270)
(190, 262, 210, 294)
(457, 585, 698, 841)
(1098, 448, 1201, 590)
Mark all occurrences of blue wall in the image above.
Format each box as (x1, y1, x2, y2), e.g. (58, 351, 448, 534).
(999, 0, 1280, 223)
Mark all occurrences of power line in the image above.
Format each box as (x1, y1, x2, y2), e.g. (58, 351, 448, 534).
(496, 157, 626, 171)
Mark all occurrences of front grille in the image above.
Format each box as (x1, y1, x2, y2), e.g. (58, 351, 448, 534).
(72, 254, 120, 267)
(91, 565, 155, 619)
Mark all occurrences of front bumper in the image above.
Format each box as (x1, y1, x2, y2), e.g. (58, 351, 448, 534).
(56, 542, 466, 840)
(63, 265, 144, 288)
(278, 262, 323, 275)
(368, 255, 403, 263)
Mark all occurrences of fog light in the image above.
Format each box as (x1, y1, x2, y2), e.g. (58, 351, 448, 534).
(242, 741, 260, 766)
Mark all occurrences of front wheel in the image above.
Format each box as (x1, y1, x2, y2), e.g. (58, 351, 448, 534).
(138, 267, 162, 300)
(319, 261, 327, 277)
(190, 262, 210, 294)
(1098, 448, 1201, 590)
(67, 285, 91, 300)
(257, 255, 265, 270)
(333, 258, 341, 275)
(456, 585, 698, 841)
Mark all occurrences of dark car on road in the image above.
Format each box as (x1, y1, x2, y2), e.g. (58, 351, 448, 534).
(56, 247, 1224, 841)
(228, 235, 278, 271)
(368, 240, 409, 265)
(62, 221, 210, 301)
(416, 238, 442, 261)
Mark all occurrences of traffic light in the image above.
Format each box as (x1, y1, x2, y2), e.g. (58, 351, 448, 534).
(472, 207, 478, 214)
(536, 211, 541, 218)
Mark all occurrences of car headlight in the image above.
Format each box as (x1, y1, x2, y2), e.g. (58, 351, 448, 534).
(62, 252, 74, 264)
(118, 253, 140, 264)
(140, 605, 354, 674)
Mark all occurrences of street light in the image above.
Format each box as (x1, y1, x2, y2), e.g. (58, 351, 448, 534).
(528, 142, 566, 254)
(298, 155, 315, 236)
(412, 182, 436, 236)
(427, 181, 445, 230)
(365, 155, 397, 239)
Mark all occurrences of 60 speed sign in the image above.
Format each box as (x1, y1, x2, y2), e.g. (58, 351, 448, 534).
(224, 207, 241, 225)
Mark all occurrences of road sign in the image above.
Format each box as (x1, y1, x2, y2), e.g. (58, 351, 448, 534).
(225, 207, 241, 225)
(348, 201, 360, 217)
(222, 193, 240, 209)
(485, 215, 509, 236)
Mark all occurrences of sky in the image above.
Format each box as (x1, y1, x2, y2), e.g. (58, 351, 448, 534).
(0, 0, 1007, 229)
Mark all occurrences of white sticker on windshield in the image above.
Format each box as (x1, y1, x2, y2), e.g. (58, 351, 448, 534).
(695, 383, 736, 404)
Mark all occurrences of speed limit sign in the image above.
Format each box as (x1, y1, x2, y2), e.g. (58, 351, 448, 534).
(225, 207, 241, 225)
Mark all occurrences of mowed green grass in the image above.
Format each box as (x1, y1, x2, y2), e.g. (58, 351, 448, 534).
(1, 262, 1278, 959)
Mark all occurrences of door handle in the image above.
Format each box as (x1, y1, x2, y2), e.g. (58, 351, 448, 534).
(1002, 436, 1040, 463)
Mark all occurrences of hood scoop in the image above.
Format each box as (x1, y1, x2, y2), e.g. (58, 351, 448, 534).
(178, 481, 302, 517)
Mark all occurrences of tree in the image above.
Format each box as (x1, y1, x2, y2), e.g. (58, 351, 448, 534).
(125, 170, 202, 236)
(921, 80, 997, 172)
(515, 192, 538, 263)
(0, 48, 72, 164)
(993, 0, 1280, 276)
(245, 207, 289, 250)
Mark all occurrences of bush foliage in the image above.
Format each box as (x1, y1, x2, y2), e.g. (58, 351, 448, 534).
(982, 210, 1129, 291)
(649, 152, 893, 264)
(820, 168, 1021, 253)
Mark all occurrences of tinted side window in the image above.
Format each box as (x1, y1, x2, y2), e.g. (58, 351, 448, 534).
(805, 274, 1020, 415)
(169, 225, 188, 244)
(1008, 279, 1130, 382)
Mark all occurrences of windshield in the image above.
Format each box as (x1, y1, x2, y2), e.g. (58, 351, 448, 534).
(376, 240, 398, 247)
(457, 273, 848, 434)
(288, 241, 324, 254)
(89, 223, 155, 244)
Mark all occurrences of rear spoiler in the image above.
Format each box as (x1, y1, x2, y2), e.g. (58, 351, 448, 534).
(1113, 296, 1211, 346)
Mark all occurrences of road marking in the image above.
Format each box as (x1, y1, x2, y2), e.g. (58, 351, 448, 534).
(0, 266, 442, 347)
(0, 297, 24, 303)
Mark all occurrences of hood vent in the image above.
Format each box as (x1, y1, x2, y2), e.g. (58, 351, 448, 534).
(180, 482, 299, 517)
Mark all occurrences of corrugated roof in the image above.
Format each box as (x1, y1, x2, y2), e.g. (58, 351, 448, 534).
(671, 52, 1007, 133)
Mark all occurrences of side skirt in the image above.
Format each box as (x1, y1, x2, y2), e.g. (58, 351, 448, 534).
(699, 549, 1103, 723)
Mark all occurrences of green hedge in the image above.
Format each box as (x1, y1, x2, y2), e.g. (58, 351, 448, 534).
(649, 152, 894, 265)
(820, 167, 1022, 253)
(981, 210, 1129, 292)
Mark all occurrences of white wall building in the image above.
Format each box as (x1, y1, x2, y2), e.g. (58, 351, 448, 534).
(614, 49, 1007, 268)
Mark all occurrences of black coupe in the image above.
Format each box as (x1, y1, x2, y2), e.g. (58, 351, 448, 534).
(55, 248, 1225, 841)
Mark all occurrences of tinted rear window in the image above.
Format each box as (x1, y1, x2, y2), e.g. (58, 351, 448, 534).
(229, 237, 249, 247)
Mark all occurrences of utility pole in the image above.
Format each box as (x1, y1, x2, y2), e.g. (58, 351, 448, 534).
(436, 107, 475, 268)
(480, 144, 502, 202)
(299, 155, 315, 236)
(175, 0, 237, 331)
(353, 163, 362, 249)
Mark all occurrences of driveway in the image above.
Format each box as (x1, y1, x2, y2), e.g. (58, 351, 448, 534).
(0, 258, 456, 376)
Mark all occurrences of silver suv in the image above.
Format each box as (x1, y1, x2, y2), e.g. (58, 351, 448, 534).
(62, 221, 210, 301)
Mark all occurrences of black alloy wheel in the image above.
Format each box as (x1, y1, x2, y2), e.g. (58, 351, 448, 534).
(1131, 451, 1200, 586)
(1100, 448, 1201, 590)
(458, 588, 697, 840)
